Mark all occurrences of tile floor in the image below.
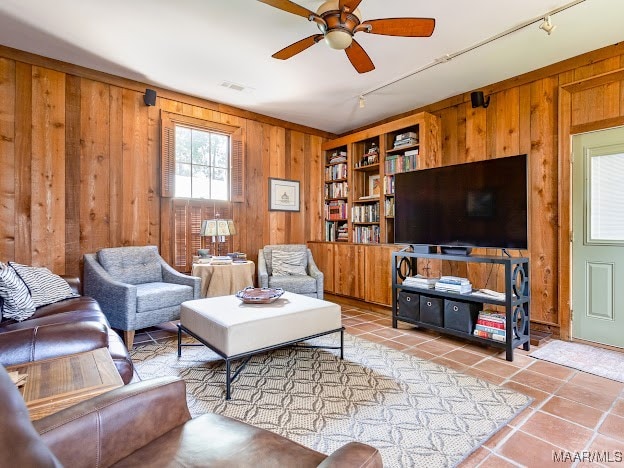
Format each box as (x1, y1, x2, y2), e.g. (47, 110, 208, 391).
(134, 305, 624, 468)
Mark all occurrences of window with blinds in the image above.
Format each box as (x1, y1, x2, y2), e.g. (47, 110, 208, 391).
(171, 199, 233, 272)
(161, 112, 245, 202)
(587, 148, 624, 244)
(161, 112, 242, 272)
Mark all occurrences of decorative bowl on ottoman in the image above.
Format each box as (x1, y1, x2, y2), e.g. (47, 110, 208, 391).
(235, 287, 284, 304)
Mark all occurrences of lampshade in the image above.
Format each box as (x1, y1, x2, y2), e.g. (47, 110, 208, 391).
(201, 219, 236, 237)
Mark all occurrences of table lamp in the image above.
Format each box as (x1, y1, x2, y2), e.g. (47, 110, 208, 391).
(201, 217, 236, 256)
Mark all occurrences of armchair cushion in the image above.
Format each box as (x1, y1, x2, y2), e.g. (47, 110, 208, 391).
(269, 275, 318, 295)
(97, 246, 162, 285)
(10, 263, 78, 309)
(271, 249, 307, 276)
(136, 282, 195, 314)
(263, 244, 308, 276)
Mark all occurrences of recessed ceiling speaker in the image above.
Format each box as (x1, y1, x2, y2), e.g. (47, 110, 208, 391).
(143, 88, 157, 106)
(470, 91, 490, 109)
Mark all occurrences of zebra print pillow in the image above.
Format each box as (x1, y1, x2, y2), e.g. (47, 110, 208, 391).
(9, 263, 78, 308)
(0, 262, 36, 321)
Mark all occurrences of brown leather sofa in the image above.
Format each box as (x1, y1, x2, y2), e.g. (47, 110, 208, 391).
(0, 366, 383, 467)
(0, 277, 133, 383)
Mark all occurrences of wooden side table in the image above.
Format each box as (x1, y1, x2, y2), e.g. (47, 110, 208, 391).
(6, 348, 124, 420)
(191, 261, 255, 297)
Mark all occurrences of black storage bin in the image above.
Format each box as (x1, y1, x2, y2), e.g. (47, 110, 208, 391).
(397, 291, 420, 321)
(444, 299, 480, 333)
(419, 295, 444, 326)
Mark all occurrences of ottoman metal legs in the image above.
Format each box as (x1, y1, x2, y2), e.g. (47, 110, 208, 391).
(178, 324, 344, 400)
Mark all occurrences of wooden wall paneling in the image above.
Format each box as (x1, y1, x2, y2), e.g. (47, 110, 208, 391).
(439, 106, 459, 165)
(529, 77, 559, 325)
(108, 86, 123, 249)
(456, 103, 467, 163)
(31, 67, 66, 272)
(0, 58, 15, 261)
(289, 130, 305, 243)
(241, 120, 264, 265)
(496, 87, 520, 157)
(147, 102, 161, 248)
(465, 106, 487, 162)
(64, 75, 81, 275)
(80, 79, 110, 256)
(268, 125, 286, 244)
(14, 62, 32, 265)
(306, 134, 324, 242)
(121, 89, 149, 245)
(260, 123, 272, 252)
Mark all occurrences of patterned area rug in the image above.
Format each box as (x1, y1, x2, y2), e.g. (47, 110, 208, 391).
(530, 339, 624, 383)
(131, 334, 531, 467)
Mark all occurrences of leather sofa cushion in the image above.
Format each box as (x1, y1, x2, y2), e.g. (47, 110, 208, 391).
(112, 413, 327, 468)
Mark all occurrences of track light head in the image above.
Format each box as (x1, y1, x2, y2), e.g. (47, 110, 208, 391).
(539, 16, 556, 35)
(359, 95, 366, 109)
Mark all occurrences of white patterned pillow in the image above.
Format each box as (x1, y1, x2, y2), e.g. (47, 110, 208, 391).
(10, 263, 78, 308)
(0, 262, 36, 321)
(271, 250, 307, 276)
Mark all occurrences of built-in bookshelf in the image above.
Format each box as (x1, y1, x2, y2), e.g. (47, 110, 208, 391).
(320, 112, 441, 245)
(324, 145, 349, 242)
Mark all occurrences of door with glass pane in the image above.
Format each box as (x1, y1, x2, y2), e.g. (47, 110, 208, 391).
(572, 127, 624, 348)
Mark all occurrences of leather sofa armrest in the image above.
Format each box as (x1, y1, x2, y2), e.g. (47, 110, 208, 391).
(60, 275, 81, 295)
(318, 442, 383, 468)
(0, 322, 109, 367)
(34, 377, 191, 468)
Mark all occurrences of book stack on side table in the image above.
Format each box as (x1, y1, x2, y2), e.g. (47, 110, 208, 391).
(434, 276, 472, 294)
(473, 310, 507, 342)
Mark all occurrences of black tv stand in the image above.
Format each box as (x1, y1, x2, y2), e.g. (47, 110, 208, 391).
(440, 246, 472, 255)
(392, 250, 530, 361)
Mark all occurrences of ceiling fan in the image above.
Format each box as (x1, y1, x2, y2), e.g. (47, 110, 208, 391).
(258, 0, 435, 73)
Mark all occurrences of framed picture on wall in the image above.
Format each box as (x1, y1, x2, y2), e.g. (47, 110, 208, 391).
(269, 178, 300, 212)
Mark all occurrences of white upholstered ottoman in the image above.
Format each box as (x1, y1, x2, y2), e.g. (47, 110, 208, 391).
(177, 292, 343, 399)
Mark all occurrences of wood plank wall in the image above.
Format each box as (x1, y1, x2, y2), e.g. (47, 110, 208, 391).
(2, 43, 624, 336)
(407, 45, 624, 335)
(0, 54, 327, 278)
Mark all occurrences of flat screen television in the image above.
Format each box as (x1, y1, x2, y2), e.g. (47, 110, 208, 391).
(394, 154, 528, 251)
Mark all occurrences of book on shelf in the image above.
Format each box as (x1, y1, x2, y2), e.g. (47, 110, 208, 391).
(402, 275, 439, 288)
(473, 329, 506, 342)
(352, 224, 380, 244)
(395, 131, 418, 141)
(439, 276, 471, 285)
(393, 137, 418, 148)
(434, 281, 472, 294)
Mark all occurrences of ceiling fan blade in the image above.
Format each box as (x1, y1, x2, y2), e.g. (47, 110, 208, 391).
(345, 39, 375, 74)
(257, 0, 316, 19)
(339, 0, 363, 11)
(272, 35, 323, 60)
(362, 18, 435, 37)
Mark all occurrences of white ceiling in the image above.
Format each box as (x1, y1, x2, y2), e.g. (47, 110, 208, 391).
(0, 0, 623, 134)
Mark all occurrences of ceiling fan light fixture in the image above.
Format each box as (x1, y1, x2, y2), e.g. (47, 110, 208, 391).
(325, 29, 353, 49)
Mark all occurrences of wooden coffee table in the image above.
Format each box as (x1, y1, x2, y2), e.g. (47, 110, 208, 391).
(6, 348, 124, 420)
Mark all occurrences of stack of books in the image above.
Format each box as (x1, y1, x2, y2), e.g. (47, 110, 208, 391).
(473, 310, 507, 342)
(402, 275, 438, 289)
(434, 276, 472, 294)
(329, 150, 347, 164)
(393, 131, 418, 148)
(210, 256, 233, 265)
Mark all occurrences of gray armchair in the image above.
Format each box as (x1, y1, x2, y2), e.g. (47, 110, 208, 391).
(83, 246, 200, 350)
(258, 244, 324, 299)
